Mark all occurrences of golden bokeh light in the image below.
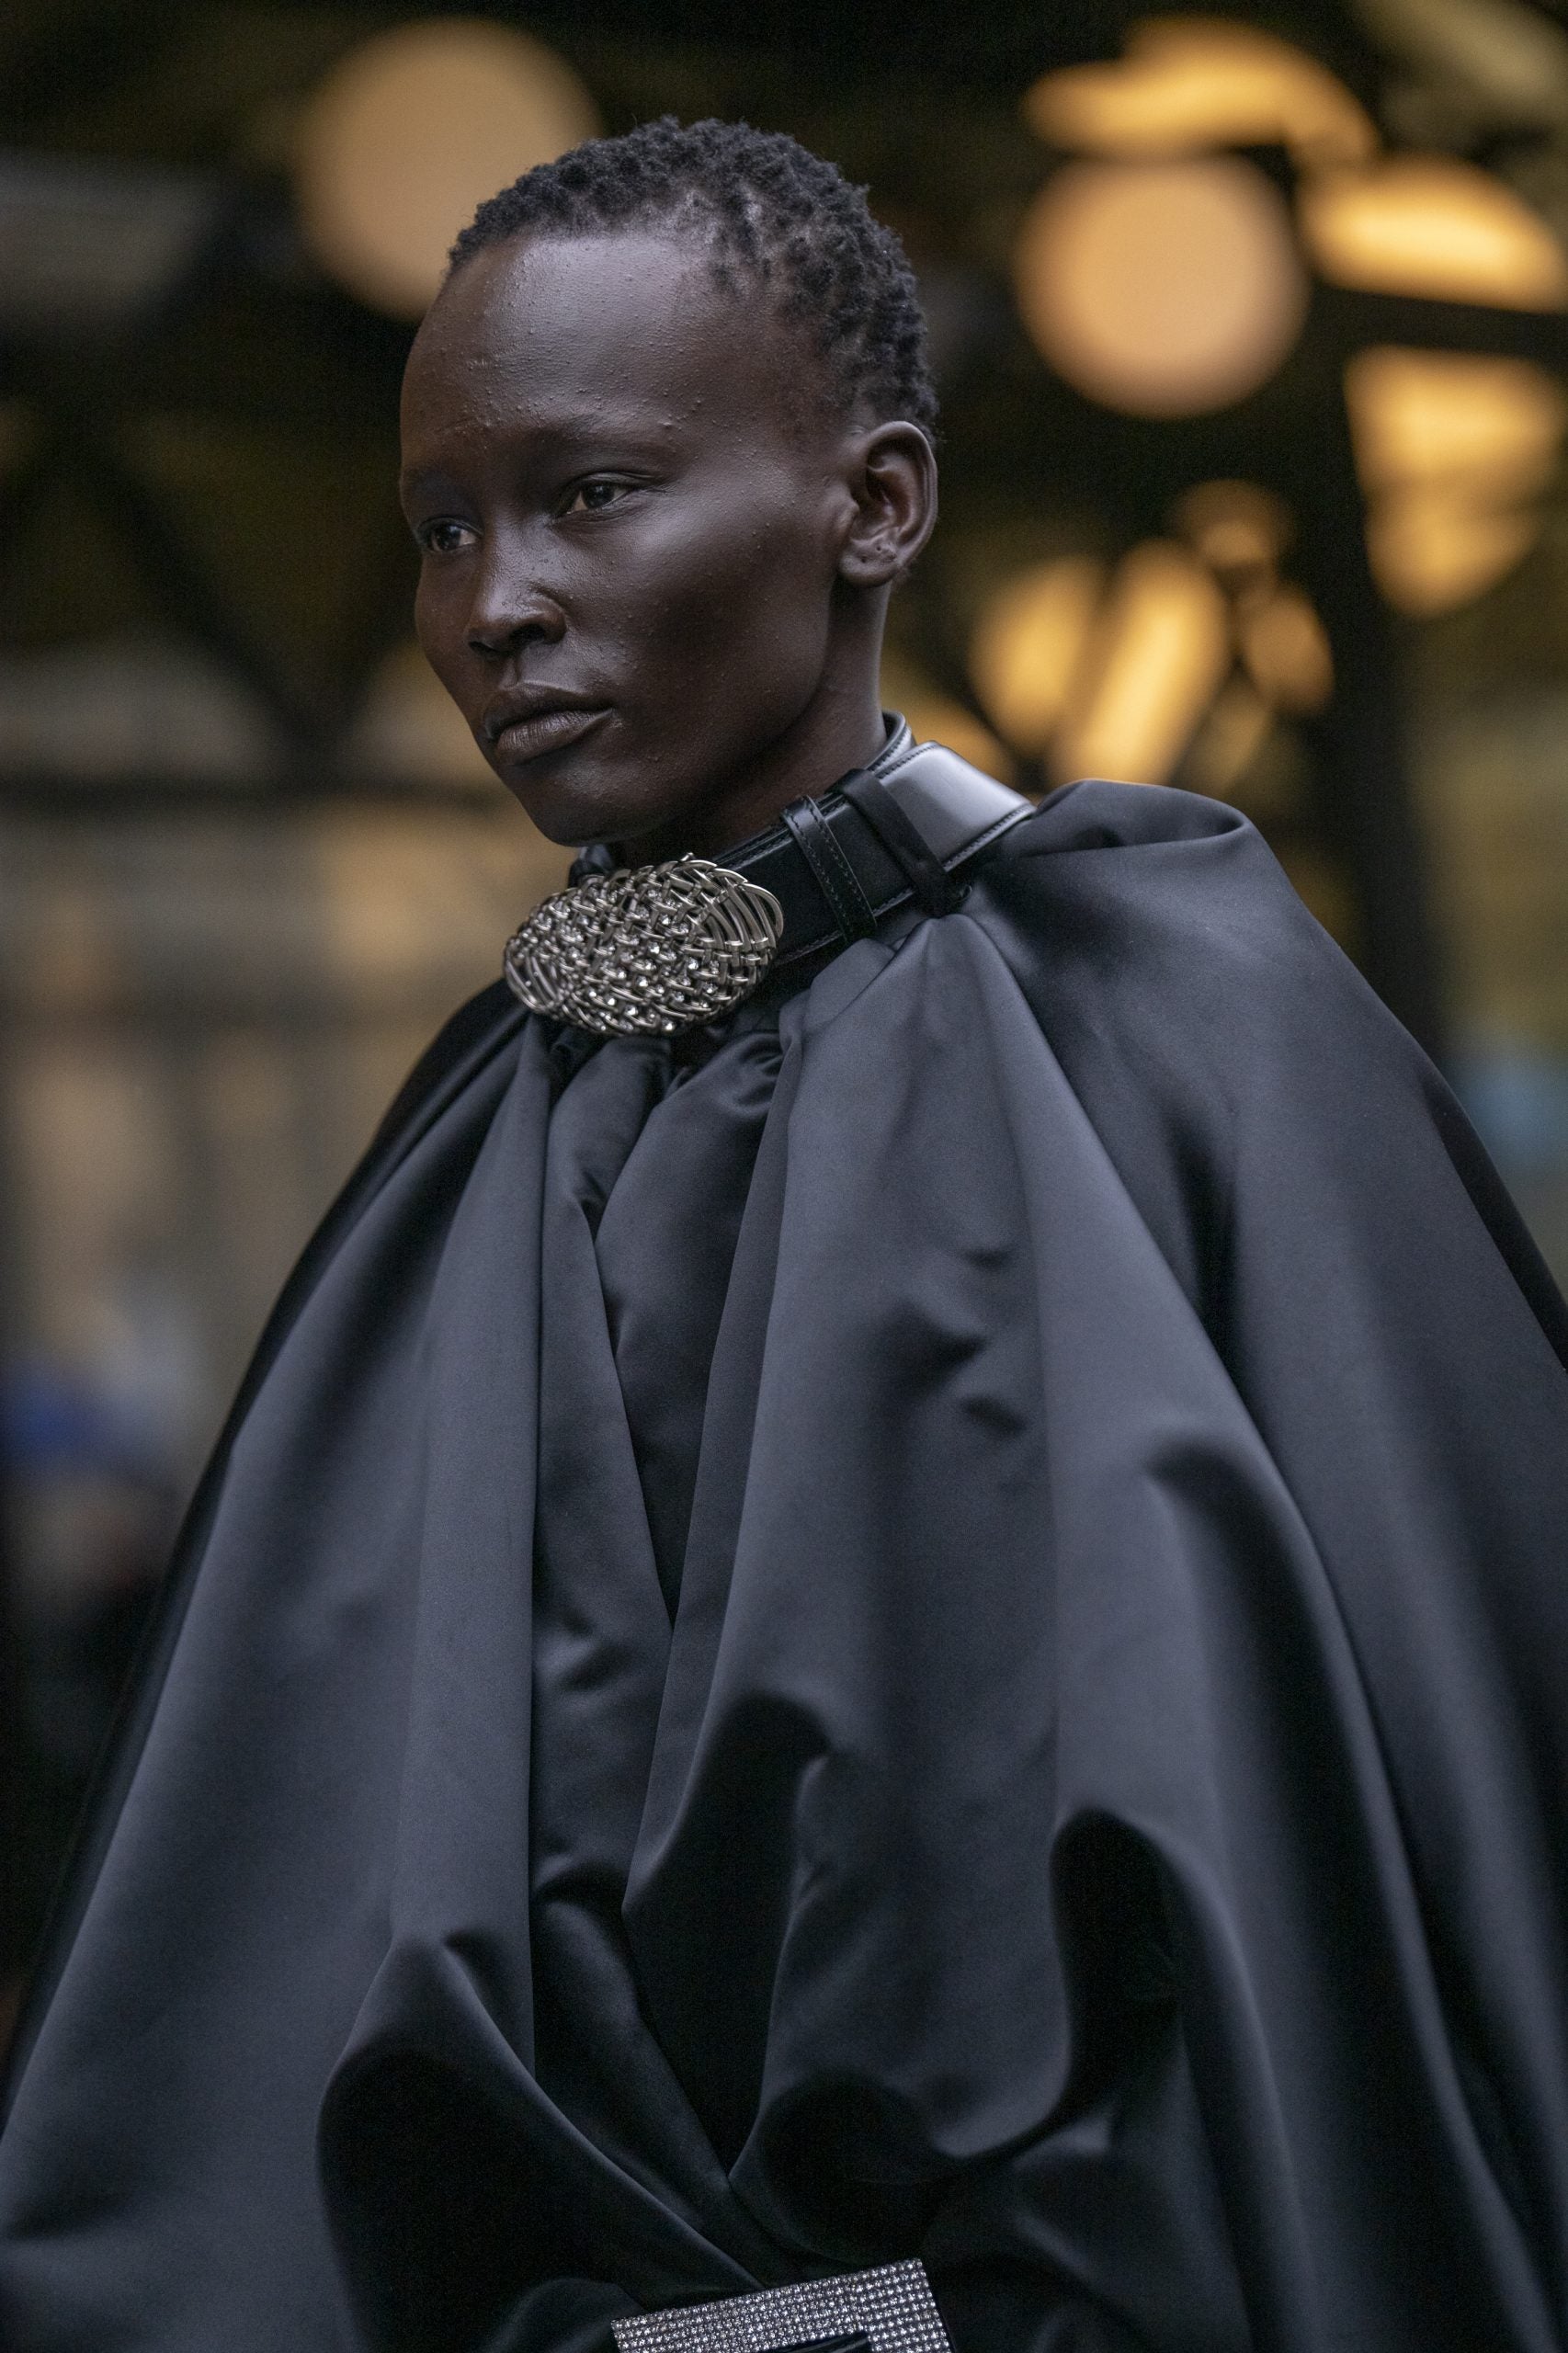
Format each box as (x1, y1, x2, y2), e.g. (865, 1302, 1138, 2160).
(1172, 478, 1293, 581)
(968, 558, 1105, 755)
(1184, 673, 1278, 800)
(1346, 345, 1567, 494)
(1364, 494, 1539, 615)
(295, 19, 600, 319)
(969, 493, 1332, 790)
(1023, 18, 1377, 171)
(1301, 156, 1568, 309)
(1174, 481, 1333, 710)
(1236, 585, 1335, 711)
(1054, 540, 1231, 784)
(1346, 346, 1568, 612)
(1014, 158, 1309, 416)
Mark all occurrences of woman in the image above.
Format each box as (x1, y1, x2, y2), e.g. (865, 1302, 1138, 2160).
(5, 119, 1568, 2353)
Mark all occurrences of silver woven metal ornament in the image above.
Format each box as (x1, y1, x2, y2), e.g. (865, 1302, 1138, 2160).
(612, 2258, 953, 2353)
(504, 854, 784, 1036)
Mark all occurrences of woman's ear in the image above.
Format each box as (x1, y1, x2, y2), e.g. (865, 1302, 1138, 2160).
(837, 422, 938, 588)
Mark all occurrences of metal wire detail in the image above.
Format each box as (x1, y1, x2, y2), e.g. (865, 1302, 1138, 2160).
(612, 2259, 953, 2353)
(503, 854, 785, 1036)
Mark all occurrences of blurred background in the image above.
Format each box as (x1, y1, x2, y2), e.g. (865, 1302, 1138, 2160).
(5, 0, 1568, 2027)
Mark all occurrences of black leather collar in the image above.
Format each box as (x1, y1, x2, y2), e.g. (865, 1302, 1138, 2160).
(573, 718, 1034, 969)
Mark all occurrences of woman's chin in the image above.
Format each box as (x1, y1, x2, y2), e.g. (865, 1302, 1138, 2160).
(497, 756, 645, 850)
(505, 764, 710, 858)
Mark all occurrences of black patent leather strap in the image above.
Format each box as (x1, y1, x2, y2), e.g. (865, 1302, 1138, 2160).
(565, 731, 1032, 972)
(781, 792, 881, 946)
(837, 767, 967, 916)
(714, 740, 1032, 965)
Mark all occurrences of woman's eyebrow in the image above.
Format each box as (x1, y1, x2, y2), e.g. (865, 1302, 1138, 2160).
(499, 403, 687, 452)
(396, 466, 464, 515)
(399, 424, 683, 510)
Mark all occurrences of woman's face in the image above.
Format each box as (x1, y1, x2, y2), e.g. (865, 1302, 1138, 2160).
(399, 230, 896, 856)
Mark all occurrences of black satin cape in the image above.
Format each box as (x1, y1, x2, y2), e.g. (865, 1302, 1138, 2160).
(4, 779, 1568, 2353)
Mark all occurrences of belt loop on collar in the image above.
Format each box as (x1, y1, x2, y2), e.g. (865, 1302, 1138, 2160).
(838, 767, 968, 916)
(780, 793, 880, 945)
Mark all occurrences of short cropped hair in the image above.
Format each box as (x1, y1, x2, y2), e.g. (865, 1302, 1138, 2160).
(449, 117, 938, 436)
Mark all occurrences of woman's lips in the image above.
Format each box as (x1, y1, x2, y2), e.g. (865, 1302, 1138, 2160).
(492, 705, 608, 764)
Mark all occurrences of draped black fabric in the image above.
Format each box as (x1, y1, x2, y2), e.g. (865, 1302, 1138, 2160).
(5, 777, 1568, 2353)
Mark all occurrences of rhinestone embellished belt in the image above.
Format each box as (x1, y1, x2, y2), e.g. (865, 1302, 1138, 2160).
(502, 725, 1034, 1038)
(611, 2256, 953, 2353)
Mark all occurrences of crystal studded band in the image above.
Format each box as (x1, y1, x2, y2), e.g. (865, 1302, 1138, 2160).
(503, 855, 785, 1037)
(611, 2258, 953, 2353)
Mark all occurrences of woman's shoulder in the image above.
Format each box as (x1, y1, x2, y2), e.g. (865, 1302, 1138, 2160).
(970, 777, 1390, 1072)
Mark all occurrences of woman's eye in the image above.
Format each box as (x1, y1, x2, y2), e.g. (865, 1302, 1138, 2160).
(416, 518, 475, 555)
(564, 480, 628, 516)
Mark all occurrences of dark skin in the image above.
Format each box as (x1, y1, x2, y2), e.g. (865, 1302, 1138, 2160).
(399, 230, 937, 860)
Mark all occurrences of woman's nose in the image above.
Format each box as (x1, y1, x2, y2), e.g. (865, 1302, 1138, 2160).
(465, 544, 566, 659)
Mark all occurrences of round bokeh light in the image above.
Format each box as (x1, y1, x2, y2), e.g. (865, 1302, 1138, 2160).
(295, 19, 600, 320)
(1014, 157, 1309, 418)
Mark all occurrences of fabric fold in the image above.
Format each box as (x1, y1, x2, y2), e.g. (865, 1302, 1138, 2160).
(4, 780, 1568, 2353)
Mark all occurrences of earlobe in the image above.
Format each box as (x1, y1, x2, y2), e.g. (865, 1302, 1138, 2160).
(838, 422, 938, 588)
